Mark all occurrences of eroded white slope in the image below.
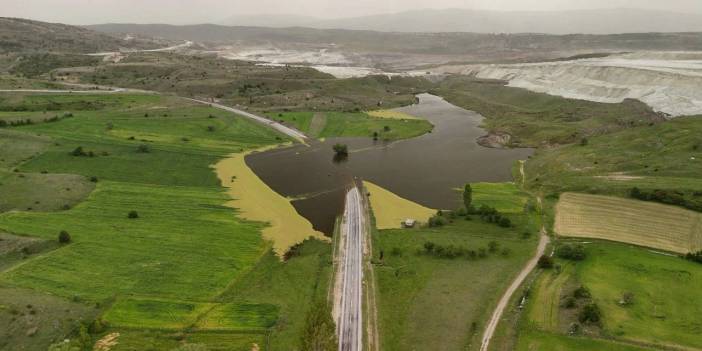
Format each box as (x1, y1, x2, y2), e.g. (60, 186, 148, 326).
(445, 52, 702, 117)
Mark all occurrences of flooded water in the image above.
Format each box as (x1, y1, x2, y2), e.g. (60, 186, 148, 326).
(246, 94, 533, 234)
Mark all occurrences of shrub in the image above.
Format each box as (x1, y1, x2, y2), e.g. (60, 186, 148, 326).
(207, 125, 215, 132)
(573, 286, 591, 299)
(563, 296, 577, 309)
(90, 176, 98, 182)
(537, 255, 554, 268)
(556, 244, 587, 261)
(423, 241, 436, 253)
(128, 210, 139, 219)
(58, 230, 71, 244)
(578, 303, 602, 324)
(685, 251, 702, 264)
(488, 241, 499, 253)
(619, 292, 635, 306)
(137, 144, 150, 153)
(498, 217, 512, 228)
(391, 247, 403, 256)
(428, 214, 448, 227)
(70, 146, 86, 157)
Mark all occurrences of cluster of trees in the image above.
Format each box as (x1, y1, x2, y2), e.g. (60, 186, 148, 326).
(0, 113, 73, 128)
(70, 146, 94, 157)
(555, 244, 587, 261)
(421, 240, 510, 260)
(300, 301, 337, 351)
(474, 205, 512, 228)
(685, 250, 702, 264)
(426, 184, 512, 228)
(630, 187, 702, 212)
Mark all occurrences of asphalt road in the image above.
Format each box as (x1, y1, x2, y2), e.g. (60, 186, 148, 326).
(189, 99, 308, 141)
(338, 187, 364, 351)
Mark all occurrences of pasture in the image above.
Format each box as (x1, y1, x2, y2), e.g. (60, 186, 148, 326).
(554, 192, 702, 253)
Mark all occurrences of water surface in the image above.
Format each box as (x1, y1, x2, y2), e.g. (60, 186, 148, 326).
(247, 94, 533, 234)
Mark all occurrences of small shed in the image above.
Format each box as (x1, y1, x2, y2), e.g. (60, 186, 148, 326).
(402, 219, 416, 228)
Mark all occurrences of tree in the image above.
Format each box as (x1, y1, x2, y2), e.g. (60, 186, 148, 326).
(58, 230, 71, 244)
(498, 217, 512, 228)
(332, 143, 348, 156)
(300, 301, 337, 351)
(71, 146, 86, 157)
(578, 303, 602, 324)
(423, 241, 436, 253)
(128, 210, 139, 219)
(463, 184, 473, 210)
(488, 241, 499, 253)
(137, 144, 150, 153)
(556, 244, 587, 261)
(537, 255, 554, 269)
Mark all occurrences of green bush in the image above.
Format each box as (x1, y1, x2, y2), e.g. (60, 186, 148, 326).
(58, 230, 71, 244)
(127, 210, 139, 219)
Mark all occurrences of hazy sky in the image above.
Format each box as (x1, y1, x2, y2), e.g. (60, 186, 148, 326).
(4, 0, 701, 24)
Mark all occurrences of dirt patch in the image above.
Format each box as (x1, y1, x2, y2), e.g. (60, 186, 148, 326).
(594, 172, 644, 181)
(94, 332, 120, 351)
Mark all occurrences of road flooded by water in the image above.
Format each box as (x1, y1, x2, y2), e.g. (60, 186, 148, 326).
(246, 94, 533, 234)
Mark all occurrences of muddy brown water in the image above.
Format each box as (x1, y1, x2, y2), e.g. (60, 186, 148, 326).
(246, 94, 533, 234)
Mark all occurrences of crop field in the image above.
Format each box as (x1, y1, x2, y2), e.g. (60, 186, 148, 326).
(0, 92, 333, 350)
(554, 192, 702, 253)
(267, 110, 433, 140)
(515, 241, 702, 351)
(364, 181, 435, 229)
(373, 184, 541, 351)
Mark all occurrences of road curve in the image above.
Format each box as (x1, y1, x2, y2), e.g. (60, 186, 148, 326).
(187, 99, 308, 141)
(0, 88, 307, 141)
(479, 231, 549, 351)
(338, 187, 364, 351)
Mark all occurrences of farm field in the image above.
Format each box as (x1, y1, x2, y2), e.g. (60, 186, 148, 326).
(0, 92, 332, 350)
(373, 184, 541, 351)
(554, 192, 702, 254)
(471, 182, 529, 214)
(364, 181, 435, 229)
(514, 241, 702, 350)
(267, 110, 433, 140)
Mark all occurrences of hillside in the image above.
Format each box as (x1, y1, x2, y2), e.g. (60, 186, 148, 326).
(0, 17, 159, 54)
(219, 8, 702, 35)
(88, 23, 702, 55)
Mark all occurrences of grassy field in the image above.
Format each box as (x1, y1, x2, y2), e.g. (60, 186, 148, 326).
(373, 183, 541, 351)
(514, 241, 702, 351)
(471, 182, 529, 214)
(516, 331, 654, 351)
(267, 110, 433, 140)
(525, 115, 702, 206)
(364, 181, 435, 229)
(554, 192, 702, 254)
(0, 92, 333, 350)
(433, 77, 661, 148)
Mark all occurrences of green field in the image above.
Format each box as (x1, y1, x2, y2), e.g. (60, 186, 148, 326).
(514, 241, 702, 350)
(268, 110, 433, 140)
(0, 93, 332, 350)
(373, 184, 541, 351)
(525, 115, 702, 201)
(471, 182, 529, 214)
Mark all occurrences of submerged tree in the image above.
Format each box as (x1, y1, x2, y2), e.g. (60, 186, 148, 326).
(332, 143, 348, 156)
(300, 301, 337, 351)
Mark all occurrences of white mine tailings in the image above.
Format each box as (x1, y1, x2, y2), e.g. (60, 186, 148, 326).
(440, 52, 702, 117)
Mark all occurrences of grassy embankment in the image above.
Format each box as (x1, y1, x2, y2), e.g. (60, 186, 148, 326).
(369, 182, 542, 351)
(0, 93, 331, 350)
(267, 110, 433, 141)
(515, 241, 702, 350)
(433, 76, 662, 148)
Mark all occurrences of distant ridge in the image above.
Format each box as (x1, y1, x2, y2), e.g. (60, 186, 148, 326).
(219, 8, 702, 35)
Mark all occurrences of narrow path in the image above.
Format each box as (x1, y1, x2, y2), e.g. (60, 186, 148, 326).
(337, 187, 364, 351)
(479, 230, 549, 351)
